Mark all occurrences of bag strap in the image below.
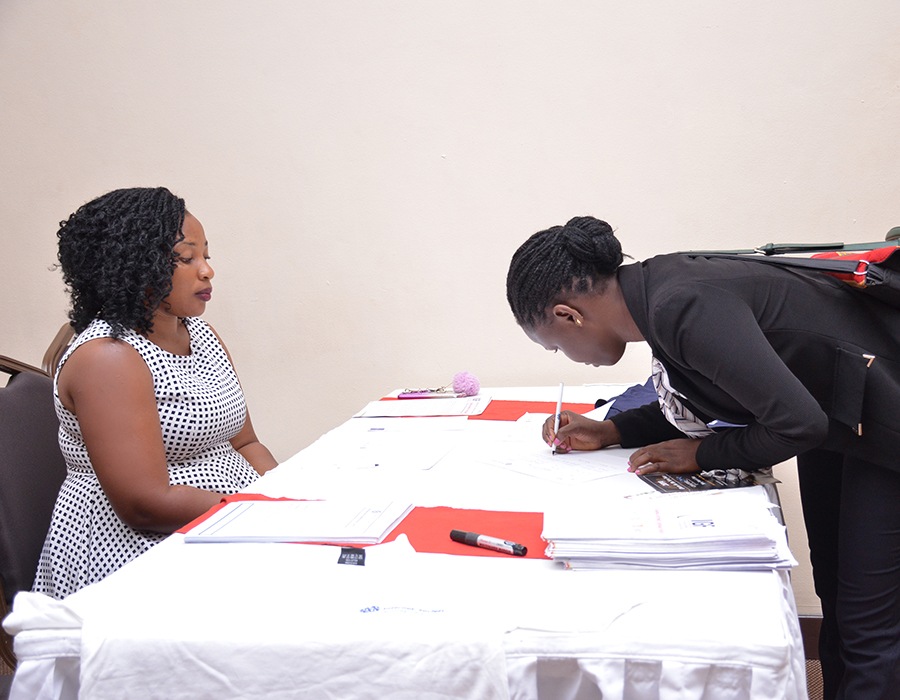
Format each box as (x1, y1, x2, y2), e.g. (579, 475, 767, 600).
(677, 240, 896, 256)
(682, 252, 862, 276)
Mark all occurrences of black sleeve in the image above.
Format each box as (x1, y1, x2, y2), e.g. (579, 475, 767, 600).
(609, 402, 686, 447)
(652, 282, 829, 471)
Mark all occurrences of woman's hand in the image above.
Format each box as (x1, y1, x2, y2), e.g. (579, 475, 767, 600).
(627, 439, 702, 475)
(542, 411, 622, 453)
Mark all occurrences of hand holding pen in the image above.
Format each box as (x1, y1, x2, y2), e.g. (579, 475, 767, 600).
(543, 411, 623, 453)
(552, 382, 563, 455)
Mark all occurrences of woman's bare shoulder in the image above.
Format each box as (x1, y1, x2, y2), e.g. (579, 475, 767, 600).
(58, 337, 152, 411)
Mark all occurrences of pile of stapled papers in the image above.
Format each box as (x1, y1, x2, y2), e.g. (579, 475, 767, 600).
(542, 489, 796, 571)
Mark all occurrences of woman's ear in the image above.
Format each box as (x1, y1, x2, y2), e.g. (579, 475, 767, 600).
(551, 303, 585, 328)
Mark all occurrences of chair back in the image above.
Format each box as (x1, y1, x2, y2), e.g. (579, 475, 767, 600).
(41, 323, 75, 377)
(0, 358, 67, 667)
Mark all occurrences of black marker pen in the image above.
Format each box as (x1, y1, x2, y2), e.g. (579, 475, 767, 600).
(450, 529, 527, 556)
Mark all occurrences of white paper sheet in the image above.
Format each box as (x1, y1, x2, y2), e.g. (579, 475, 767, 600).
(471, 413, 630, 485)
(354, 395, 491, 417)
(294, 416, 467, 471)
(183, 499, 413, 544)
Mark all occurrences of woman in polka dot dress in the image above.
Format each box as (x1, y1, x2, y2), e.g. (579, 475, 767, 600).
(34, 187, 278, 599)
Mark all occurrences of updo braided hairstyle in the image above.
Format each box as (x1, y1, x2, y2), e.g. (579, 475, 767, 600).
(506, 216, 625, 328)
(57, 187, 186, 338)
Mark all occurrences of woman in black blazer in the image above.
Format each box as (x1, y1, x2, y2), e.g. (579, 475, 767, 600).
(507, 216, 900, 700)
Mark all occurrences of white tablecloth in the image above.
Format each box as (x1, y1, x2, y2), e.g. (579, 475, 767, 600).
(4, 386, 807, 700)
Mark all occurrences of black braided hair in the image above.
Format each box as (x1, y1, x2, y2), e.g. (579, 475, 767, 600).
(57, 187, 186, 338)
(506, 216, 624, 328)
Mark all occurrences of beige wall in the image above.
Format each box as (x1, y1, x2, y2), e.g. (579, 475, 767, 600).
(3, 0, 899, 615)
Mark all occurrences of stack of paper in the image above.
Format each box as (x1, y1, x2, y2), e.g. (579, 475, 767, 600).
(542, 494, 796, 571)
(184, 500, 414, 544)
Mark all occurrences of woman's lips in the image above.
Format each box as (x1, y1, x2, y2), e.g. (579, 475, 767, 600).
(196, 288, 212, 302)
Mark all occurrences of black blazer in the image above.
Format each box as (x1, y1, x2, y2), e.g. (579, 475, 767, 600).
(609, 255, 900, 472)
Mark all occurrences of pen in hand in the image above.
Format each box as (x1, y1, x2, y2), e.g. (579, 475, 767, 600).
(552, 382, 564, 455)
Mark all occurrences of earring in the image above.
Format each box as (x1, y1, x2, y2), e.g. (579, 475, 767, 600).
(576, 319, 583, 327)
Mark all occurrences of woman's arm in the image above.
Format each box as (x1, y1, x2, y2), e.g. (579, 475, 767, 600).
(230, 412, 278, 475)
(58, 339, 225, 533)
(608, 402, 688, 447)
(638, 282, 829, 472)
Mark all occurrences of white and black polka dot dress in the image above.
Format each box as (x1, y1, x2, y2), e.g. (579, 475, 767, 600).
(33, 317, 260, 599)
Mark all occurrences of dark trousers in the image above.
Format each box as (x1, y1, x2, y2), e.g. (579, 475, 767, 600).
(797, 450, 900, 700)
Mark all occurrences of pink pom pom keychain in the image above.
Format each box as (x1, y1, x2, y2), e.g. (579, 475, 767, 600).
(451, 371, 480, 396)
(398, 371, 480, 399)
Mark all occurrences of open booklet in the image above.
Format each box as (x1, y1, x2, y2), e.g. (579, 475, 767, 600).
(639, 470, 761, 493)
(183, 500, 414, 545)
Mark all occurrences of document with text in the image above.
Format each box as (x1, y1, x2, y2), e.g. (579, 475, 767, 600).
(184, 499, 414, 544)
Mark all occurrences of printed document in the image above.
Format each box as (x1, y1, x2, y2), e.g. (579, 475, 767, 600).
(184, 500, 414, 544)
(354, 395, 491, 417)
